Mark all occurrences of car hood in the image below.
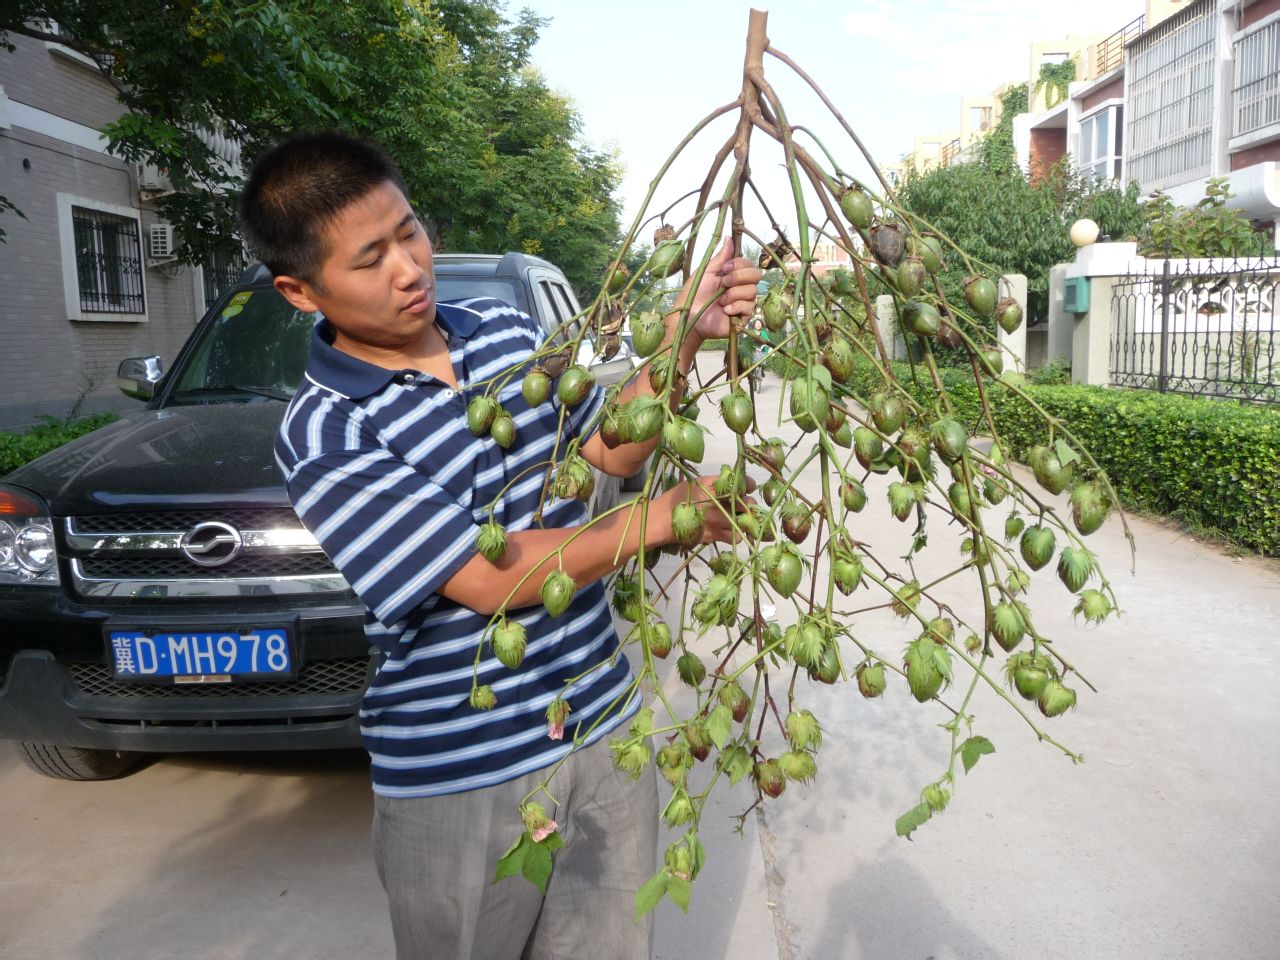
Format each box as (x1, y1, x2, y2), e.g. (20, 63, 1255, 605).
(4, 402, 291, 517)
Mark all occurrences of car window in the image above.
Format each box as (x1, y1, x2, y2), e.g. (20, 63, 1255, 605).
(167, 288, 316, 403)
(435, 277, 522, 310)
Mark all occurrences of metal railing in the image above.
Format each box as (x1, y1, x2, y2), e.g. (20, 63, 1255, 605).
(1110, 247, 1280, 404)
(202, 251, 246, 310)
(1233, 18, 1280, 139)
(940, 138, 962, 167)
(72, 207, 145, 314)
(1090, 14, 1145, 79)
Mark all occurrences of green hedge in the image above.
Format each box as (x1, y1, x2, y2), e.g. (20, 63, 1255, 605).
(786, 353, 1280, 555)
(0, 414, 119, 476)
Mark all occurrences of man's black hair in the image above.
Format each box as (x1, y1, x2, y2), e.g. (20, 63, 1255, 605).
(239, 131, 409, 283)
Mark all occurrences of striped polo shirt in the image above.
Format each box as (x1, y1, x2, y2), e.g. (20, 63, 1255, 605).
(275, 297, 638, 798)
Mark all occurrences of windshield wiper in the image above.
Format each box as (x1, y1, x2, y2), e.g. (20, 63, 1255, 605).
(173, 384, 292, 402)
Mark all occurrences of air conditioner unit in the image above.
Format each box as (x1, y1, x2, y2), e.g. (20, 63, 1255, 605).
(145, 223, 178, 268)
(138, 162, 173, 196)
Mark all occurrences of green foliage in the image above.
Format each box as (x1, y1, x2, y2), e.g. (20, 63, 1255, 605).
(1031, 361, 1072, 386)
(0, 2, 623, 296)
(977, 85, 1028, 175)
(1140, 178, 1273, 258)
(835, 355, 1280, 555)
(0, 414, 119, 475)
(896, 159, 1143, 322)
(1034, 59, 1077, 110)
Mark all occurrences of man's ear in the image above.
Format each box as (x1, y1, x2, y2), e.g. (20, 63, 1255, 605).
(274, 274, 322, 314)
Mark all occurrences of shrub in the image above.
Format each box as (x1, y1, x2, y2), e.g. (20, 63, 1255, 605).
(0, 414, 119, 476)
(798, 353, 1280, 555)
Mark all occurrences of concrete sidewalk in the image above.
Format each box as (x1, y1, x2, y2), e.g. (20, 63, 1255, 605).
(0, 359, 1277, 959)
(649, 357, 1280, 958)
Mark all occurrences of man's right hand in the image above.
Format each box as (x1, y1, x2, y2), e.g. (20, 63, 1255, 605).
(655, 472, 758, 546)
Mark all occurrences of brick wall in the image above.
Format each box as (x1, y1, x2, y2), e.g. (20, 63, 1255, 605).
(1229, 139, 1280, 170)
(1029, 128, 1067, 181)
(0, 36, 206, 429)
(1242, 0, 1280, 29)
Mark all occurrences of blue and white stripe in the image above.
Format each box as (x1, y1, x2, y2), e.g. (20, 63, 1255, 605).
(275, 299, 635, 798)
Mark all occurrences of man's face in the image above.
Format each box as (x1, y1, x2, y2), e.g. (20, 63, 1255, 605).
(274, 180, 436, 360)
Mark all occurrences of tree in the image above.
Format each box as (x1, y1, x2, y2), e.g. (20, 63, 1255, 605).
(897, 158, 1143, 324)
(0, 2, 623, 295)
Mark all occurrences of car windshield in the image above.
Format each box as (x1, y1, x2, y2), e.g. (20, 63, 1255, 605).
(168, 288, 316, 405)
(165, 276, 527, 407)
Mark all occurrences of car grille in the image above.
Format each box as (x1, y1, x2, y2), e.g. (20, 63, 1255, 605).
(73, 508, 304, 534)
(69, 657, 371, 699)
(79, 553, 336, 580)
(64, 509, 348, 598)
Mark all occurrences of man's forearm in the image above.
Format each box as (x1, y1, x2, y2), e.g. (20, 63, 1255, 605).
(440, 498, 673, 616)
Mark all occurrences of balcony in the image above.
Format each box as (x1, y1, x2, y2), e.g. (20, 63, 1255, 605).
(1087, 14, 1145, 80)
(1232, 18, 1280, 148)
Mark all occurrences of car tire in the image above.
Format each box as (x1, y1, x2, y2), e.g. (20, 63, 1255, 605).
(16, 742, 142, 781)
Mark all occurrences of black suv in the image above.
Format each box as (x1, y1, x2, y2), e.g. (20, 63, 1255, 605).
(0, 253, 637, 780)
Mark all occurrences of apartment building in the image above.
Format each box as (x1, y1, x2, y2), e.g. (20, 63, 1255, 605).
(0, 29, 242, 429)
(1017, 0, 1280, 240)
(889, 86, 1008, 179)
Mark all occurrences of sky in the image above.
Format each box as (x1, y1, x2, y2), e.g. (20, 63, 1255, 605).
(522, 0, 1147, 245)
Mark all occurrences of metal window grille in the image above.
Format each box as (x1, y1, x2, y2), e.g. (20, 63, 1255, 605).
(1233, 18, 1280, 139)
(202, 249, 246, 309)
(1125, 0, 1216, 192)
(72, 207, 145, 314)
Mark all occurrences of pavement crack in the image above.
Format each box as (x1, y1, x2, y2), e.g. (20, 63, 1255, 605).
(754, 803, 800, 959)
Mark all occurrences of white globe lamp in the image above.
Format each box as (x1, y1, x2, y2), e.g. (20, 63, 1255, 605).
(1070, 218, 1100, 247)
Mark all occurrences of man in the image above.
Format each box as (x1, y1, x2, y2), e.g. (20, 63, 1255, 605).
(241, 131, 761, 959)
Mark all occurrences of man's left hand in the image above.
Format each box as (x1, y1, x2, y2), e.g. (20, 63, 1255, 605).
(682, 238, 764, 342)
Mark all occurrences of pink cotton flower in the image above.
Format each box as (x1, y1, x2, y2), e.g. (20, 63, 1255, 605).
(545, 698, 571, 741)
(531, 820, 558, 843)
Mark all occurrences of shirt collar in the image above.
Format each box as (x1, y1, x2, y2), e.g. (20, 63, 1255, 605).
(304, 301, 481, 401)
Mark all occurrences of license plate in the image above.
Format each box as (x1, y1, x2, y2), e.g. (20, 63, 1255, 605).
(108, 628, 293, 681)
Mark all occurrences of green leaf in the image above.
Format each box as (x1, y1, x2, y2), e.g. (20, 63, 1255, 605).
(960, 735, 996, 774)
(666, 874, 693, 912)
(539, 831, 566, 853)
(634, 869, 668, 919)
(706, 704, 733, 749)
(494, 834, 530, 883)
(895, 802, 933, 839)
(1054, 438, 1080, 467)
(521, 838, 554, 893)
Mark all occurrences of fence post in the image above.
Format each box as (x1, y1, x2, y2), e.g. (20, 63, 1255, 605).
(998, 273, 1027, 371)
(1157, 251, 1171, 393)
(1046, 264, 1072, 368)
(875, 294, 907, 361)
(1072, 274, 1118, 386)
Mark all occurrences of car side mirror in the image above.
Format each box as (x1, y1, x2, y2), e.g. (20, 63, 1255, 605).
(117, 356, 164, 401)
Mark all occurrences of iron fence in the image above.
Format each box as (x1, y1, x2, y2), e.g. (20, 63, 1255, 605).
(1110, 248, 1280, 404)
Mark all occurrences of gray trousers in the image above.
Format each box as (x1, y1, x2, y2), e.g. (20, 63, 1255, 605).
(372, 735, 659, 960)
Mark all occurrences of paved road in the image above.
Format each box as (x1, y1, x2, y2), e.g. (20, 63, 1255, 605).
(3, 358, 1279, 959)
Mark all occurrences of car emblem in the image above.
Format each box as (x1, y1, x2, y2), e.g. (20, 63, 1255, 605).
(179, 521, 244, 567)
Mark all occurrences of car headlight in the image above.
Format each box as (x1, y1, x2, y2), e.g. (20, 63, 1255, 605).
(0, 486, 60, 585)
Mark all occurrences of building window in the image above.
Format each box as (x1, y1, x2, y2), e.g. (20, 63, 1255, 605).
(971, 106, 992, 132)
(1233, 17, 1280, 140)
(71, 206, 145, 313)
(56, 193, 148, 322)
(201, 248, 246, 311)
(1125, 1, 1216, 191)
(1080, 106, 1123, 181)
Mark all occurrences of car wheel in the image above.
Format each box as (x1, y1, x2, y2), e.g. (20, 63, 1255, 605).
(16, 742, 142, 781)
